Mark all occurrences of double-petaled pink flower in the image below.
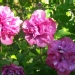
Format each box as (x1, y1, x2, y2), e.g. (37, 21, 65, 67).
(0, 6, 22, 45)
(46, 37, 75, 75)
(22, 10, 57, 47)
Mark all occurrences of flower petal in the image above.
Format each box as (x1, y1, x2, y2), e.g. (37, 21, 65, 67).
(1, 35, 13, 45)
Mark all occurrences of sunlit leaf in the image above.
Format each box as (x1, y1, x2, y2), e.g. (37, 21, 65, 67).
(55, 27, 71, 39)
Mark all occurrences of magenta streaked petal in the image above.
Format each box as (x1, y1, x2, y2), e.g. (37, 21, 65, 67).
(57, 70, 70, 75)
(25, 35, 35, 45)
(35, 36, 47, 47)
(1, 35, 13, 45)
(31, 9, 46, 20)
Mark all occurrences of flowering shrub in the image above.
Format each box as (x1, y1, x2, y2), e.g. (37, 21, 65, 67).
(46, 37, 75, 75)
(0, 1, 75, 75)
(1, 64, 25, 75)
(22, 10, 57, 47)
(0, 6, 22, 45)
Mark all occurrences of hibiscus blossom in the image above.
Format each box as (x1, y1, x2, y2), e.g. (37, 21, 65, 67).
(22, 10, 57, 47)
(0, 6, 22, 45)
(1, 64, 25, 75)
(46, 37, 75, 75)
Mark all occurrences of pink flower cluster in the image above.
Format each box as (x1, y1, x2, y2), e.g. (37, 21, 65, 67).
(0, 6, 22, 45)
(22, 10, 57, 47)
(46, 37, 75, 75)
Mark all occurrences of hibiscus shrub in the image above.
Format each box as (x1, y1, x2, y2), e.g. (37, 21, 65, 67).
(0, 0, 75, 75)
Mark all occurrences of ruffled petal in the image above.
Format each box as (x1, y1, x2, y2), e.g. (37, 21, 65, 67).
(1, 35, 13, 45)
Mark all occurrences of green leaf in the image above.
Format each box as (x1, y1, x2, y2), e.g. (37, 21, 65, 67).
(55, 27, 71, 39)
(16, 53, 23, 62)
(45, 9, 51, 18)
(13, 61, 19, 65)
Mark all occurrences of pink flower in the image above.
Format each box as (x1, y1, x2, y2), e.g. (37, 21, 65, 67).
(0, 6, 22, 45)
(22, 10, 57, 47)
(1, 64, 25, 75)
(46, 37, 75, 75)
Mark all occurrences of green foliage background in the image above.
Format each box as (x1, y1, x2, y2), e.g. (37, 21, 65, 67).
(0, 0, 75, 75)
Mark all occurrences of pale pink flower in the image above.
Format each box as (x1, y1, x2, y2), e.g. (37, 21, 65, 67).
(0, 6, 22, 45)
(46, 37, 75, 75)
(22, 10, 57, 47)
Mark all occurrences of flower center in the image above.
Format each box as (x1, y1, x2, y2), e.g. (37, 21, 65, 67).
(28, 28, 34, 33)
